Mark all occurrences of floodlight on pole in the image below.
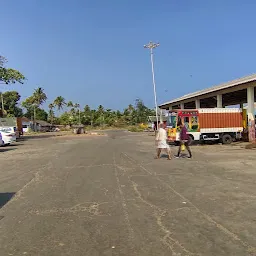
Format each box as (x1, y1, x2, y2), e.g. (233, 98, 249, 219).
(144, 41, 160, 130)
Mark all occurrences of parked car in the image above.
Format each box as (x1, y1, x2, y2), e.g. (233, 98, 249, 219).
(0, 131, 16, 146)
(0, 133, 4, 146)
(0, 126, 19, 138)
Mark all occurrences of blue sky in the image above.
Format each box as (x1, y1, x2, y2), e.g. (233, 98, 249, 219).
(1, 0, 256, 111)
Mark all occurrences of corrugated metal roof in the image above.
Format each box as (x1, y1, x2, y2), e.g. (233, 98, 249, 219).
(35, 120, 51, 126)
(159, 74, 256, 107)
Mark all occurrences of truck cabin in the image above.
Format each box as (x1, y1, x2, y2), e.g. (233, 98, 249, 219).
(167, 110, 199, 132)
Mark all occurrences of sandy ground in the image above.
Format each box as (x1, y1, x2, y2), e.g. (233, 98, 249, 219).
(0, 130, 256, 256)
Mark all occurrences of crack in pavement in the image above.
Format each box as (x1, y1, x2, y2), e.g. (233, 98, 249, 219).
(65, 164, 114, 169)
(113, 153, 135, 252)
(116, 163, 198, 256)
(121, 152, 256, 255)
(29, 201, 110, 218)
(0, 162, 53, 212)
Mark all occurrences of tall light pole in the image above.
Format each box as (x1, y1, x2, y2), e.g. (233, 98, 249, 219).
(144, 41, 160, 130)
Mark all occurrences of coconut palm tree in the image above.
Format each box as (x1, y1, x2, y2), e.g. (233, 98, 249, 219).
(32, 87, 47, 107)
(84, 104, 90, 113)
(49, 103, 54, 110)
(29, 87, 47, 129)
(97, 105, 104, 114)
(48, 103, 55, 125)
(54, 96, 66, 110)
(67, 101, 73, 108)
(74, 103, 81, 124)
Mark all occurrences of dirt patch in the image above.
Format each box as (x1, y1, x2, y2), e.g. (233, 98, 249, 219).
(245, 143, 256, 149)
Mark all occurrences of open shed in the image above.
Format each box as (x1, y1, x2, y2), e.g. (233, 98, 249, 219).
(159, 74, 256, 142)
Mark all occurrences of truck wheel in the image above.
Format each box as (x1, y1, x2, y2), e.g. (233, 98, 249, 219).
(222, 134, 232, 144)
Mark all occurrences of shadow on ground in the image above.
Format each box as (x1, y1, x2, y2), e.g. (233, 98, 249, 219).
(0, 147, 17, 152)
(18, 134, 62, 141)
(0, 192, 15, 208)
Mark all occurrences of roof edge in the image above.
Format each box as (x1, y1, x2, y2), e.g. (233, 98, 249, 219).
(159, 73, 256, 107)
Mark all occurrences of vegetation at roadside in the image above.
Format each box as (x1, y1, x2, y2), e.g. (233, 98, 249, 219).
(0, 56, 25, 117)
(0, 55, 154, 130)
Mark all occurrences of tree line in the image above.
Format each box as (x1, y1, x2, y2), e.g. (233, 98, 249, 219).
(1, 87, 155, 127)
(1, 55, 155, 127)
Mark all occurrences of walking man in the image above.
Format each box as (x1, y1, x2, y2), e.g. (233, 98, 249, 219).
(155, 123, 172, 160)
(176, 122, 192, 158)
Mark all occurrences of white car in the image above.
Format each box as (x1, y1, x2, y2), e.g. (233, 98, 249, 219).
(0, 126, 19, 138)
(0, 133, 3, 146)
(0, 131, 16, 146)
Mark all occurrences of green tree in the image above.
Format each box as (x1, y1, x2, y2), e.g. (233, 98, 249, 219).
(58, 111, 74, 125)
(74, 103, 81, 124)
(48, 103, 55, 125)
(81, 105, 92, 125)
(133, 98, 150, 124)
(97, 105, 104, 114)
(22, 96, 48, 121)
(32, 87, 47, 107)
(67, 101, 73, 108)
(0, 56, 25, 85)
(0, 56, 25, 116)
(0, 91, 23, 117)
(22, 87, 47, 123)
(84, 105, 90, 112)
(54, 96, 66, 110)
(23, 105, 48, 121)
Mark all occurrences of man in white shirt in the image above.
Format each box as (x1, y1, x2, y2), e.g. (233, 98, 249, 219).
(155, 123, 172, 160)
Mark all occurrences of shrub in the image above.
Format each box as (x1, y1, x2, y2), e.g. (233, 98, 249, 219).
(128, 126, 144, 132)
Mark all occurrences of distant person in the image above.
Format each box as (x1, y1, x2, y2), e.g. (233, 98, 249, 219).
(155, 123, 172, 160)
(176, 122, 192, 159)
(151, 122, 155, 131)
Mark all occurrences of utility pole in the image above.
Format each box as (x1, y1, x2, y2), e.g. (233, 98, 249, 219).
(144, 41, 160, 130)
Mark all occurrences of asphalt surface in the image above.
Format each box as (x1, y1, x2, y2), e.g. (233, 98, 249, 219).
(0, 131, 256, 256)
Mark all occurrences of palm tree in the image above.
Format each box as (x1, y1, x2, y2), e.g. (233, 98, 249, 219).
(48, 103, 55, 125)
(84, 104, 90, 113)
(74, 103, 80, 109)
(74, 103, 81, 124)
(97, 105, 104, 114)
(32, 87, 47, 107)
(54, 96, 66, 110)
(67, 101, 73, 108)
(128, 104, 134, 114)
(30, 87, 47, 129)
(49, 103, 54, 110)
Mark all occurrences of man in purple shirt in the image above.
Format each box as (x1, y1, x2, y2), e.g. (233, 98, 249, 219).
(176, 122, 192, 158)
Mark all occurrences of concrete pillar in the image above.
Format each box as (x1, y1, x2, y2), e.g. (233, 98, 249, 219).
(180, 103, 184, 109)
(247, 86, 255, 142)
(217, 94, 223, 108)
(195, 99, 200, 109)
(168, 106, 172, 111)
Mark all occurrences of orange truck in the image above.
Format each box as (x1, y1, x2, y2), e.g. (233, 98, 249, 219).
(166, 108, 246, 144)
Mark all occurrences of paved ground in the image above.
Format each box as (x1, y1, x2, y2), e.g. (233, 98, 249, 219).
(0, 131, 256, 256)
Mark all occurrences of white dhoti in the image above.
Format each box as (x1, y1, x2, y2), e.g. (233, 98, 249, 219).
(157, 140, 169, 149)
(156, 128, 169, 149)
